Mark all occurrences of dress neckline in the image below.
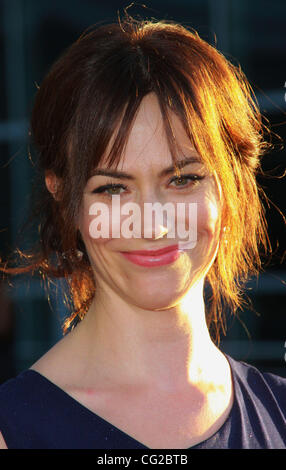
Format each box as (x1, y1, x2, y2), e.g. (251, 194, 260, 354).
(23, 353, 238, 449)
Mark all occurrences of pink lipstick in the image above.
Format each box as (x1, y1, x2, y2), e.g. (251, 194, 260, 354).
(120, 244, 181, 267)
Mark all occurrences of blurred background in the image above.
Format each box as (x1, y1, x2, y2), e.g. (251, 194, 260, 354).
(0, 0, 285, 383)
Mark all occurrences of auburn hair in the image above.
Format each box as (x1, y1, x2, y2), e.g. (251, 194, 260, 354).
(0, 17, 273, 343)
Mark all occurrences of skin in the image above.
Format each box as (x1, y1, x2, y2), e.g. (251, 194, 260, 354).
(0, 93, 233, 449)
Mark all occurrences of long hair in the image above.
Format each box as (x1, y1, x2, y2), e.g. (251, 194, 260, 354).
(0, 17, 274, 343)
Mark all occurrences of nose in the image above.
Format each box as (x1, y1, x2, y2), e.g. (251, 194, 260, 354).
(152, 223, 169, 240)
(145, 210, 169, 239)
(136, 191, 172, 240)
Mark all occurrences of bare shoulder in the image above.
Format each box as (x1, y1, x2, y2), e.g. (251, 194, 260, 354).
(0, 432, 8, 449)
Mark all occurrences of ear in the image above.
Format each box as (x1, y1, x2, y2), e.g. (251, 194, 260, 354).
(45, 170, 62, 200)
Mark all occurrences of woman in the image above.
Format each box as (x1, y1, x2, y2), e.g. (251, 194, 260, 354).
(0, 17, 285, 449)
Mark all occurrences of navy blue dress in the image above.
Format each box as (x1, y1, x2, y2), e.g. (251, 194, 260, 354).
(0, 354, 285, 449)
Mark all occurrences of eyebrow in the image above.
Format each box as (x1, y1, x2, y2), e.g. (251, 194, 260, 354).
(92, 156, 202, 180)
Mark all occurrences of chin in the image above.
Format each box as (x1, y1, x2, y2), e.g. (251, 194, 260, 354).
(129, 291, 186, 312)
(123, 266, 203, 309)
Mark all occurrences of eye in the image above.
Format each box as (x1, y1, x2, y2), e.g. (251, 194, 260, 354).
(92, 183, 127, 196)
(168, 174, 205, 188)
(91, 174, 205, 197)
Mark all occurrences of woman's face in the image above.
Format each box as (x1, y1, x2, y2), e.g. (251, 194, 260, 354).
(78, 93, 223, 310)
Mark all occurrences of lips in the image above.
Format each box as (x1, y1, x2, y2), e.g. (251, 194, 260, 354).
(119, 244, 181, 267)
(120, 244, 179, 256)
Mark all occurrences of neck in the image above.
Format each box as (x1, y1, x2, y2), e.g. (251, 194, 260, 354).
(70, 278, 226, 393)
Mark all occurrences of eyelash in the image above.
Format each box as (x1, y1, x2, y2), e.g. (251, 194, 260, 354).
(91, 174, 205, 197)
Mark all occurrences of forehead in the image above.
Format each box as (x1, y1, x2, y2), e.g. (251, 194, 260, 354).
(99, 93, 201, 173)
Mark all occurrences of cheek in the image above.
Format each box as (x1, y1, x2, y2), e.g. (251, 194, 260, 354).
(200, 200, 220, 232)
(80, 212, 112, 246)
(193, 196, 221, 242)
(80, 193, 123, 244)
(79, 200, 128, 246)
(175, 179, 222, 242)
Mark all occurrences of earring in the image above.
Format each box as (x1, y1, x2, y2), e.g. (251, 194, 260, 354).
(61, 249, 83, 261)
(76, 250, 83, 260)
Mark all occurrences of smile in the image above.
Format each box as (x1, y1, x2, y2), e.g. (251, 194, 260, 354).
(119, 245, 181, 267)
